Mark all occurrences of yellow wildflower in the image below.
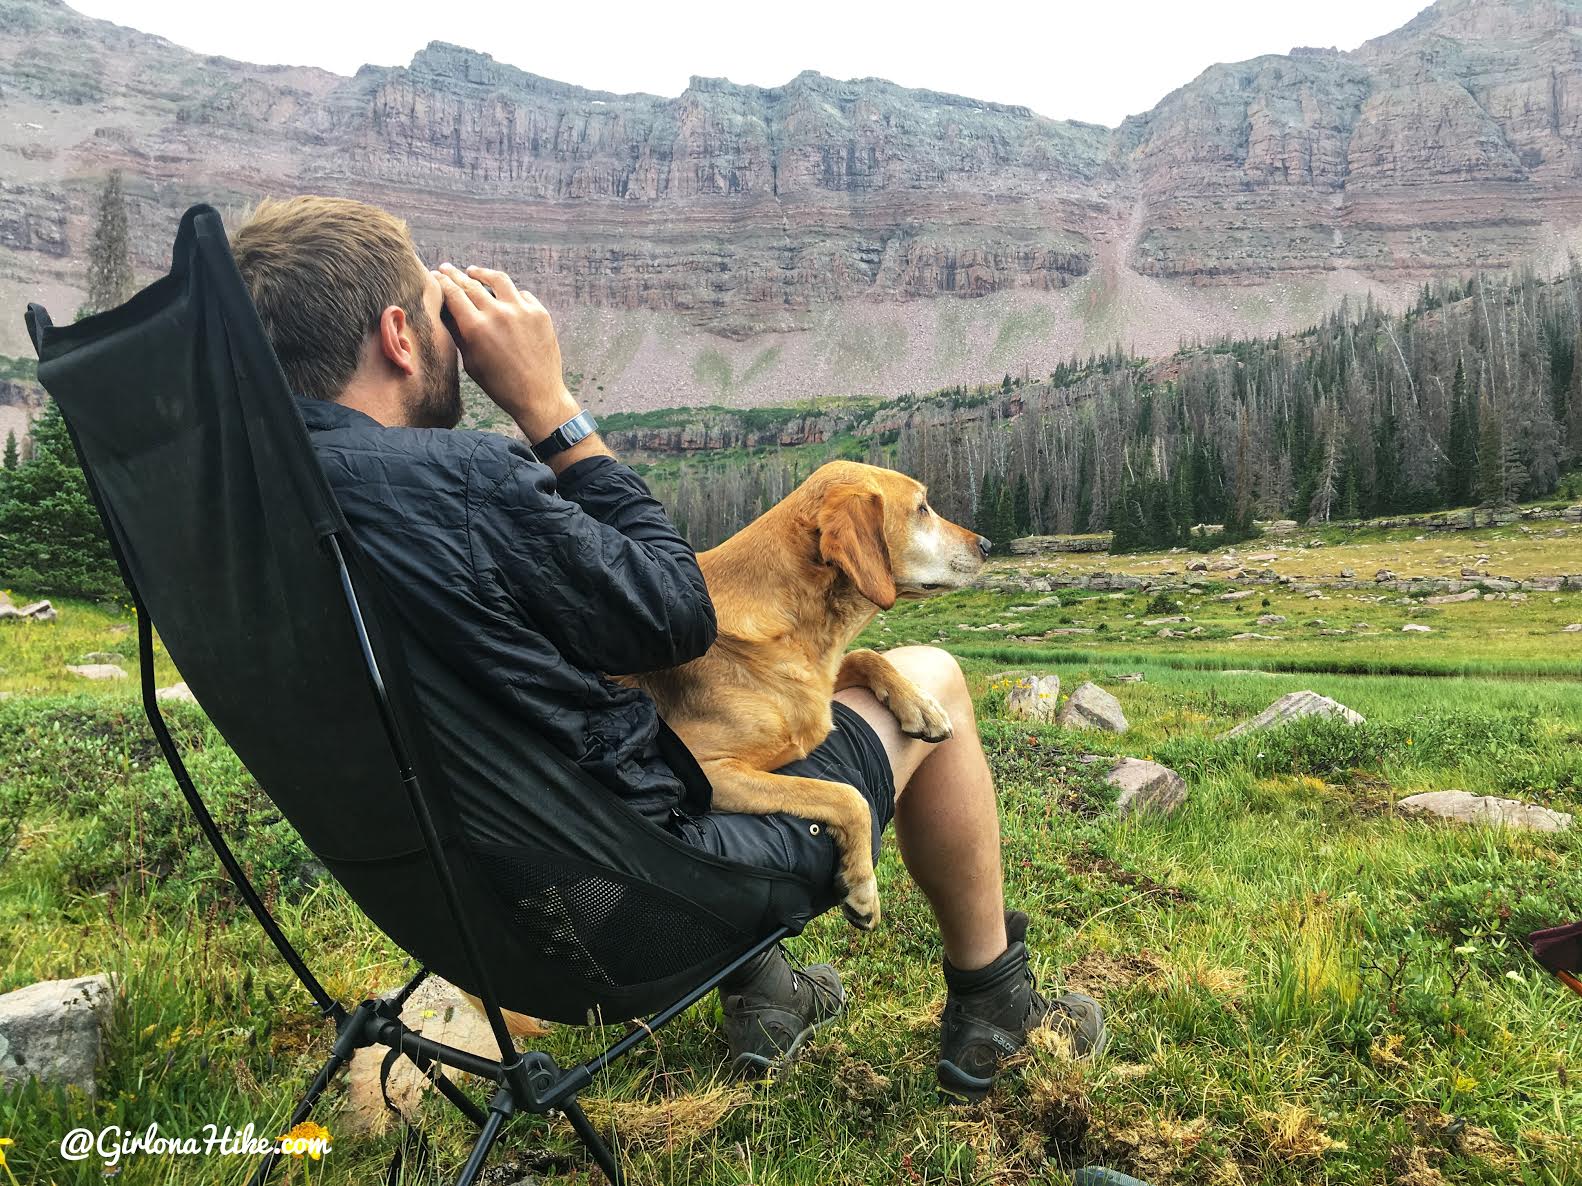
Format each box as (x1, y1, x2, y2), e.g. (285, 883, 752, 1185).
(279, 1121, 331, 1161)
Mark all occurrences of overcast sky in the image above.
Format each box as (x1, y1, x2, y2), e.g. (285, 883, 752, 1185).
(70, 0, 1433, 127)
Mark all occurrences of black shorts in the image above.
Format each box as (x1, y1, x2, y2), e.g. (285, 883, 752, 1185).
(670, 701, 897, 914)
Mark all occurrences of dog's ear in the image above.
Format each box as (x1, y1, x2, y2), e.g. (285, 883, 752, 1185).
(818, 486, 897, 609)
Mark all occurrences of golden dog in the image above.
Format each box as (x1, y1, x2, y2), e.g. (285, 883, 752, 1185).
(633, 461, 990, 930)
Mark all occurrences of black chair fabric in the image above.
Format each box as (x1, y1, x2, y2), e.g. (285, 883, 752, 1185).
(25, 204, 818, 1024)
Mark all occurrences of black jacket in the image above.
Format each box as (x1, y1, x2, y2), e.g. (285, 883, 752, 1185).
(297, 397, 715, 826)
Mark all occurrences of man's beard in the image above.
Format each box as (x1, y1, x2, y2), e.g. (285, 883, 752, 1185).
(410, 313, 463, 429)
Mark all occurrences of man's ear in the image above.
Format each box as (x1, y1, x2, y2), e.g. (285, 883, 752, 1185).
(376, 304, 418, 377)
(818, 487, 897, 609)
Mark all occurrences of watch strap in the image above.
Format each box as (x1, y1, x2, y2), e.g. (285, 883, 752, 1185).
(532, 410, 598, 458)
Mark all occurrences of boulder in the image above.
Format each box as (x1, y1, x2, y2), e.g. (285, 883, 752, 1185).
(1396, 791, 1572, 833)
(1057, 681, 1129, 733)
(1246, 552, 1278, 563)
(1256, 614, 1287, 625)
(1562, 623, 1582, 633)
(1375, 570, 1397, 582)
(1401, 623, 1432, 633)
(1143, 615, 1188, 625)
(1186, 559, 1208, 572)
(156, 682, 198, 705)
(1220, 690, 1364, 738)
(1216, 589, 1257, 602)
(1339, 568, 1355, 579)
(1106, 757, 1188, 817)
(0, 975, 114, 1098)
(1425, 590, 1478, 605)
(0, 598, 57, 622)
(1231, 632, 1280, 641)
(1005, 675, 1061, 724)
(65, 664, 126, 680)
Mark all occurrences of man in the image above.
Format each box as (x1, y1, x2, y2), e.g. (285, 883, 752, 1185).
(231, 196, 1104, 1101)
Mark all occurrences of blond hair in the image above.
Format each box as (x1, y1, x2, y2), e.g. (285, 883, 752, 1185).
(230, 196, 429, 401)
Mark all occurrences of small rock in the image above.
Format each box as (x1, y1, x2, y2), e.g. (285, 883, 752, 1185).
(1186, 559, 1208, 572)
(1256, 614, 1286, 625)
(1339, 568, 1355, 579)
(0, 975, 114, 1098)
(1401, 623, 1432, 633)
(1216, 589, 1257, 602)
(65, 664, 126, 680)
(1397, 791, 1572, 833)
(1231, 632, 1280, 641)
(1110, 672, 1145, 684)
(1425, 590, 1478, 605)
(1375, 570, 1397, 582)
(1156, 628, 1186, 639)
(1143, 615, 1189, 626)
(1106, 757, 1188, 816)
(0, 599, 57, 622)
(1057, 681, 1129, 733)
(1220, 690, 1364, 738)
(1562, 623, 1582, 633)
(1005, 675, 1062, 724)
(156, 682, 198, 705)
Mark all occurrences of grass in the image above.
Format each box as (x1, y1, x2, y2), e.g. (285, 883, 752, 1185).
(1, 515, 1580, 1184)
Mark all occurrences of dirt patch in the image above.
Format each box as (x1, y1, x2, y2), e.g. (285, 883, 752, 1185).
(1061, 949, 1166, 998)
(1065, 849, 1194, 903)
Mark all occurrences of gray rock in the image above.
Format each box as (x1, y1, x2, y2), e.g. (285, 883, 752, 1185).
(156, 682, 198, 705)
(1216, 589, 1257, 602)
(1143, 615, 1189, 625)
(1106, 757, 1188, 817)
(1562, 623, 1582, 633)
(1005, 675, 1061, 724)
(0, 599, 57, 622)
(1339, 568, 1355, 579)
(1057, 681, 1129, 733)
(1401, 623, 1432, 633)
(1425, 590, 1478, 605)
(1397, 791, 1572, 833)
(0, 975, 114, 1098)
(65, 664, 126, 680)
(1256, 614, 1287, 625)
(1231, 632, 1280, 641)
(1110, 672, 1146, 684)
(1375, 570, 1397, 582)
(1186, 559, 1208, 572)
(1220, 690, 1364, 738)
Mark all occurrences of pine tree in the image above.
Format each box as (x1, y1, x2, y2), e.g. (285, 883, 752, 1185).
(86, 169, 134, 315)
(1477, 397, 1505, 506)
(1444, 358, 1477, 506)
(2, 430, 16, 471)
(0, 404, 121, 597)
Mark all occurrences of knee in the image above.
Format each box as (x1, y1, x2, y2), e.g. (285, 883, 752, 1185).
(890, 645, 972, 716)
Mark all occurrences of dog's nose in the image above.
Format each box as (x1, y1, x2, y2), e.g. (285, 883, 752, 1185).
(976, 535, 992, 559)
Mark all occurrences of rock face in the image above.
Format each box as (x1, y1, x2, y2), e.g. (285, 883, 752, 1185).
(7, 0, 1582, 407)
(0, 974, 113, 1097)
(1106, 757, 1188, 816)
(1057, 681, 1130, 733)
(1397, 790, 1573, 832)
(1221, 690, 1365, 737)
(1005, 674, 1062, 723)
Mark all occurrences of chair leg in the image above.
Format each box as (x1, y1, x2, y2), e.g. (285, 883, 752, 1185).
(246, 1049, 349, 1186)
(562, 1097, 624, 1186)
(452, 1088, 514, 1186)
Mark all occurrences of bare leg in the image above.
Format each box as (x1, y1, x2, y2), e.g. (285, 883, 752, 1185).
(834, 646, 1008, 972)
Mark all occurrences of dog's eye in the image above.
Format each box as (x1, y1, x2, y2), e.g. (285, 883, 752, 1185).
(917, 502, 929, 515)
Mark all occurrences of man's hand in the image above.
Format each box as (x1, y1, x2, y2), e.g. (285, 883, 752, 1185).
(433, 263, 582, 443)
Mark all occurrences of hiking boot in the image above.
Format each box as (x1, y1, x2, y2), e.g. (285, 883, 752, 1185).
(720, 943, 846, 1077)
(937, 910, 1106, 1102)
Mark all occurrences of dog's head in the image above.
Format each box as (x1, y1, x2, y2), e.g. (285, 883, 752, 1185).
(806, 461, 990, 610)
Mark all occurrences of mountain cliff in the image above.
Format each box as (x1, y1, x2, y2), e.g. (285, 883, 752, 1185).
(4, 0, 1582, 408)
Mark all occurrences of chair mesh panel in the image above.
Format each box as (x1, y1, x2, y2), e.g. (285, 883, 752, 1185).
(474, 845, 740, 989)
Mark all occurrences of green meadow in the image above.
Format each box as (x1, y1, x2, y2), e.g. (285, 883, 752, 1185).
(1, 516, 1579, 1184)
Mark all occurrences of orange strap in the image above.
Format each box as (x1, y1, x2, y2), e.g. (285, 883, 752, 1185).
(1558, 970, 1582, 997)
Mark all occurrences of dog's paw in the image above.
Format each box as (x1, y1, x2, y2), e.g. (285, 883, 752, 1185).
(894, 688, 954, 743)
(840, 877, 881, 931)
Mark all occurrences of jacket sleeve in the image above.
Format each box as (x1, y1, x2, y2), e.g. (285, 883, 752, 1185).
(467, 445, 716, 675)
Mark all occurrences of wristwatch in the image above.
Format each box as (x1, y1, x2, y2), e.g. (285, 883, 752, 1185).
(531, 410, 599, 459)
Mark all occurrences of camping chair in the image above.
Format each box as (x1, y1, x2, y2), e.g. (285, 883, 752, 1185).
(24, 204, 822, 1186)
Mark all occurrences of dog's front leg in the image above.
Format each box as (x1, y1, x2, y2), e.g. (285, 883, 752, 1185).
(703, 758, 881, 931)
(836, 649, 953, 742)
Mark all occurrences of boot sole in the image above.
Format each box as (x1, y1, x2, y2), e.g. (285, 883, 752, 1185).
(936, 996, 1108, 1103)
(728, 1001, 845, 1079)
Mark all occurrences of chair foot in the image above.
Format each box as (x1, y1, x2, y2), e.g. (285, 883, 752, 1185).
(452, 1098, 511, 1186)
(247, 1050, 348, 1186)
